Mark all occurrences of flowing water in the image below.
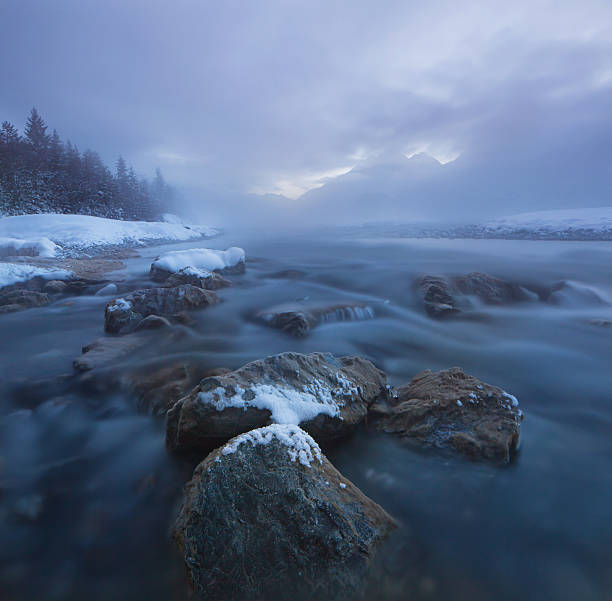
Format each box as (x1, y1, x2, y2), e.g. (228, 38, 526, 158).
(1, 231, 611, 601)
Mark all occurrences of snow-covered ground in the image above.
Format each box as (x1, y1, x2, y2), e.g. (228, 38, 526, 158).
(0, 263, 73, 288)
(0, 213, 218, 256)
(483, 207, 612, 238)
(151, 247, 245, 274)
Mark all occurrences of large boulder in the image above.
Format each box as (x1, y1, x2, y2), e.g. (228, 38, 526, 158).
(375, 367, 523, 463)
(173, 424, 396, 601)
(166, 352, 387, 453)
(104, 285, 219, 334)
(256, 302, 375, 337)
(163, 267, 232, 290)
(417, 272, 536, 318)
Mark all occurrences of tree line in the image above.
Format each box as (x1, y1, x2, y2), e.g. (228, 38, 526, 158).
(0, 108, 173, 220)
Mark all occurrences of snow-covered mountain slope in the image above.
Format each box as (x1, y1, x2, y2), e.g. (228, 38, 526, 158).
(0, 213, 218, 255)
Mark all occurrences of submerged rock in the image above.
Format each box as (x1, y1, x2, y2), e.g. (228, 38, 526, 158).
(417, 275, 459, 317)
(163, 267, 232, 290)
(95, 282, 118, 296)
(173, 424, 396, 601)
(42, 279, 68, 294)
(417, 272, 536, 318)
(125, 363, 230, 415)
(73, 333, 156, 372)
(104, 285, 219, 334)
(0, 289, 49, 313)
(166, 352, 387, 453)
(256, 302, 376, 337)
(376, 367, 523, 463)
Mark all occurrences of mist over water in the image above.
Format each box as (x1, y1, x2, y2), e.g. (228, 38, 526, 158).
(1, 230, 611, 600)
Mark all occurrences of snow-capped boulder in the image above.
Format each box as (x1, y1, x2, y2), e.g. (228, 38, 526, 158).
(149, 247, 245, 282)
(256, 302, 375, 337)
(166, 352, 387, 453)
(173, 424, 396, 601)
(375, 368, 523, 463)
(104, 285, 220, 334)
(163, 267, 232, 290)
(417, 272, 536, 318)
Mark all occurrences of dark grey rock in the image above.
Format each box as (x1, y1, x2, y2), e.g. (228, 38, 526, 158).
(166, 352, 387, 453)
(173, 424, 396, 601)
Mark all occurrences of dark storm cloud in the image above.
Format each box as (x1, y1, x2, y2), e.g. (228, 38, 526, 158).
(1, 0, 610, 219)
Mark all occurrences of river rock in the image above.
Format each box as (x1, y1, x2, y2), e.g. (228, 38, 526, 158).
(73, 333, 154, 372)
(417, 275, 459, 317)
(256, 302, 376, 337)
(166, 352, 387, 453)
(43, 279, 68, 294)
(163, 267, 232, 290)
(376, 367, 523, 463)
(104, 285, 220, 334)
(173, 424, 396, 601)
(134, 314, 172, 331)
(417, 272, 536, 317)
(95, 282, 118, 296)
(0, 289, 50, 313)
(125, 363, 229, 415)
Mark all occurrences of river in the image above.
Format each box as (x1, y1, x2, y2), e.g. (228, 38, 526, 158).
(1, 231, 611, 600)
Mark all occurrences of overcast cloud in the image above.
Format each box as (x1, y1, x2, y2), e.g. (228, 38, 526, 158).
(1, 0, 610, 223)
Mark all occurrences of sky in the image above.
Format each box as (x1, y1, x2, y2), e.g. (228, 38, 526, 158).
(1, 0, 611, 224)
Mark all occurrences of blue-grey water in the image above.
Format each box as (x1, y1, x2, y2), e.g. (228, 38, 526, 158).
(1, 232, 611, 600)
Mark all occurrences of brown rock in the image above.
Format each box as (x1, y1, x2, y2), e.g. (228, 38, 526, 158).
(376, 367, 523, 463)
(166, 352, 387, 453)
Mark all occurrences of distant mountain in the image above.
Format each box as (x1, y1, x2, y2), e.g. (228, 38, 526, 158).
(295, 148, 612, 224)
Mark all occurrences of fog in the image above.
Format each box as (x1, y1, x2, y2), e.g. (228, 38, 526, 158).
(2, 0, 611, 226)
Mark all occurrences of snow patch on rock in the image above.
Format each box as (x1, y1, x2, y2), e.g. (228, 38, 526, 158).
(198, 375, 353, 425)
(152, 247, 245, 274)
(221, 424, 323, 467)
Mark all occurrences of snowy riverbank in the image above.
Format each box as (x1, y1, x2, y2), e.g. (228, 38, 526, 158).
(0, 213, 218, 257)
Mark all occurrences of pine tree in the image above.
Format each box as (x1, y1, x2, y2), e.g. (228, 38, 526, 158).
(24, 107, 50, 163)
(48, 129, 64, 171)
(0, 121, 20, 148)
